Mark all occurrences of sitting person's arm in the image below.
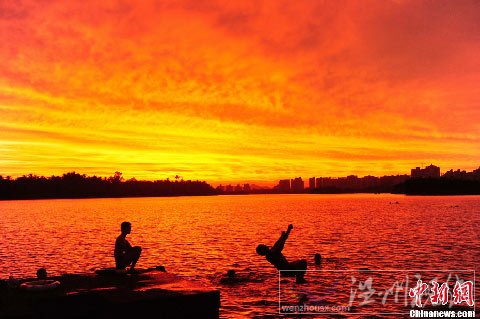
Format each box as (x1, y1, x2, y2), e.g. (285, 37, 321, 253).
(271, 224, 293, 253)
(115, 237, 131, 256)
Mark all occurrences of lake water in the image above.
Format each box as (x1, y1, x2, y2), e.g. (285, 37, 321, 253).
(1, 194, 478, 318)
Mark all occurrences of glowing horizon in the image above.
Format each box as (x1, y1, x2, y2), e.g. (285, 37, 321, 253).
(1, 0, 479, 186)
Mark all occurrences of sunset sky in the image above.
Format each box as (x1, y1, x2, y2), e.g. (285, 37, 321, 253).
(1, 0, 479, 185)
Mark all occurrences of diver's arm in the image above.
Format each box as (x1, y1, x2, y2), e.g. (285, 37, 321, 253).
(284, 224, 293, 240)
(272, 224, 293, 253)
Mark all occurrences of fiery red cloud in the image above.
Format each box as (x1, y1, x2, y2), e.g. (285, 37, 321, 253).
(1, 0, 479, 184)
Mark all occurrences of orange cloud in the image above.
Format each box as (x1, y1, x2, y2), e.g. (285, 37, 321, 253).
(1, 0, 479, 184)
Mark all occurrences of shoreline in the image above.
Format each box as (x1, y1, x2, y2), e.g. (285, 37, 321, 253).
(2, 192, 480, 202)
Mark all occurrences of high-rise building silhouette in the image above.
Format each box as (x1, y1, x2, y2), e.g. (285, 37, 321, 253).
(411, 164, 440, 178)
(290, 177, 304, 192)
(277, 179, 290, 192)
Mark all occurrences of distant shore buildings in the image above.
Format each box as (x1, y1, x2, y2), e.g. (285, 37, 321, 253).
(409, 164, 480, 180)
(275, 177, 305, 193)
(411, 164, 440, 178)
(291, 177, 304, 192)
(442, 167, 480, 180)
(216, 164, 480, 194)
(216, 183, 251, 193)
(277, 174, 410, 192)
(278, 179, 290, 192)
(271, 164, 480, 193)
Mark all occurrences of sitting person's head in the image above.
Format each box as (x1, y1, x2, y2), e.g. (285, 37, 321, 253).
(121, 221, 131, 235)
(36, 268, 47, 279)
(256, 244, 269, 256)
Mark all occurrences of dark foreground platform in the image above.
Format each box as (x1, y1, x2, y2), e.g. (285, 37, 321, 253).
(0, 269, 220, 319)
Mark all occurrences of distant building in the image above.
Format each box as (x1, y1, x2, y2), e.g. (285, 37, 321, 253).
(345, 175, 359, 189)
(443, 169, 468, 179)
(225, 184, 234, 192)
(234, 184, 243, 192)
(411, 167, 421, 178)
(313, 174, 408, 191)
(291, 177, 304, 192)
(472, 167, 480, 179)
(277, 179, 290, 192)
(411, 164, 440, 178)
(308, 177, 316, 189)
(316, 177, 334, 188)
(362, 175, 378, 188)
(243, 184, 251, 192)
(443, 167, 480, 180)
(379, 174, 410, 187)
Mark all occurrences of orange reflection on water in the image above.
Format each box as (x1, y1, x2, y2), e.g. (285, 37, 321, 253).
(1, 194, 479, 317)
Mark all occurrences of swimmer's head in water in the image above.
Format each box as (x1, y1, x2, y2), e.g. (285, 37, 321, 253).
(256, 244, 269, 256)
(227, 270, 236, 278)
(121, 221, 131, 234)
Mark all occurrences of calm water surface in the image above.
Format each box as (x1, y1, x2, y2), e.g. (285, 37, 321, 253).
(1, 194, 479, 318)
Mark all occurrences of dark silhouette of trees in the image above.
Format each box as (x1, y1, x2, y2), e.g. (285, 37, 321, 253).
(0, 172, 217, 200)
(393, 177, 480, 195)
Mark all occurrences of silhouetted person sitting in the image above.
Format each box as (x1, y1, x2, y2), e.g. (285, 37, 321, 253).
(256, 224, 307, 283)
(114, 222, 142, 273)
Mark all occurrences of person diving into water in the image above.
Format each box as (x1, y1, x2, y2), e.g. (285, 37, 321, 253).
(114, 221, 142, 273)
(256, 224, 307, 283)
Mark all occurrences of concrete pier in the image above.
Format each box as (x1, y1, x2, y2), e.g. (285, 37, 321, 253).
(0, 269, 220, 318)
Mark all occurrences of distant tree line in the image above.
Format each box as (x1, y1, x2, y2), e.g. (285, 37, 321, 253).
(0, 172, 217, 200)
